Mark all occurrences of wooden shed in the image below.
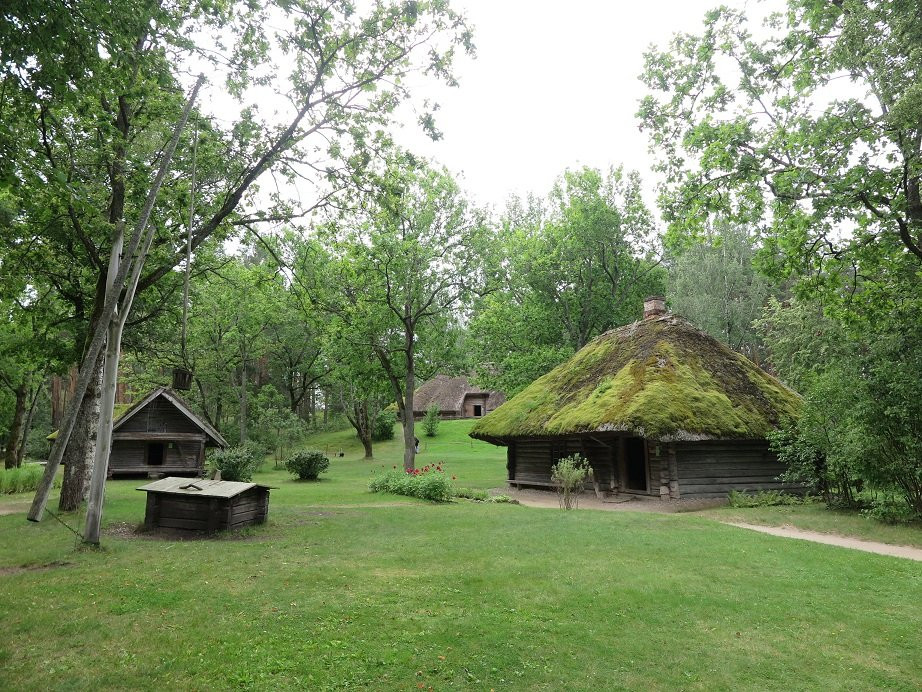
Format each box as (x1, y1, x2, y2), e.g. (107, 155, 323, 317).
(411, 375, 505, 420)
(137, 477, 272, 533)
(109, 387, 227, 478)
(469, 302, 803, 500)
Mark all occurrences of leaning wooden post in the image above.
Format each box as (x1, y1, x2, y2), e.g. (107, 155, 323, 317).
(82, 76, 204, 545)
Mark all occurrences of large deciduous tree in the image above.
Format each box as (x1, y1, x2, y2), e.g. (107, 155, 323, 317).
(639, 0, 922, 275)
(312, 158, 482, 470)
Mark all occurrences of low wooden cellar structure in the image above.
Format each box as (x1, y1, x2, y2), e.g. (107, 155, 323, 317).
(469, 299, 802, 499)
(137, 477, 273, 533)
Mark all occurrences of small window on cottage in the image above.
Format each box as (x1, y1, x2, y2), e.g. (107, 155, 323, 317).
(473, 404, 483, 416)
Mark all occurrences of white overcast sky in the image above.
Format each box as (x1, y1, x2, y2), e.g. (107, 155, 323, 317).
(393, 0, 784, 211)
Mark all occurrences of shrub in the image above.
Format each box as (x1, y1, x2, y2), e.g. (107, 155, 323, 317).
(727, 490, 804, 508)
(422, 403, 440, 437)
(454, 487, 489, 501)
(241, 439, 271, 465)
(285, 450, 330, 480)
(551, 453, 591, 510)
(207, 445, 261, 482)
(862, 495, 918, 524)
(0, 464, 60, 495)
(369, 464, 453, 502)
(371, 410, 396, 441)
(489, 494, 517, 504)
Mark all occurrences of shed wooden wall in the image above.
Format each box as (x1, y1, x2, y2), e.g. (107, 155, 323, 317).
(673, 441, 793, 498)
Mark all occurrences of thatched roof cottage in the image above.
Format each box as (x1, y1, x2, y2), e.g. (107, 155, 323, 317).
(412, 375, 505, 420)
(469, 298, 801, 499)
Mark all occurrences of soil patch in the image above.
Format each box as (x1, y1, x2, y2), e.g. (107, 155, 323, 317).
(103, 521, 266, 542)
(0, 560, 74, 576)
(0, 500, 31, 517)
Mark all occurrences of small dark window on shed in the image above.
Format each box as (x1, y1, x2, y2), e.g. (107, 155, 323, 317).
(473, 404, 483, 416)
(148, 443, 165, 466)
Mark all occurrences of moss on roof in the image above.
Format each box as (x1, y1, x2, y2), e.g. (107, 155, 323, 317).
(469, 314, 801, 442)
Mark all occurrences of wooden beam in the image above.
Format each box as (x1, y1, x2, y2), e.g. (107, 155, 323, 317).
(113, 432, 207, 441)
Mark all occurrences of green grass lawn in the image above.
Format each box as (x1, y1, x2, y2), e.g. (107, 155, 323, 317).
(2, 420, 921, 690)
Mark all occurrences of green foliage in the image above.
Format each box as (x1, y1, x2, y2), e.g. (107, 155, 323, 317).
(369, 465, 453, 502)
(285, 450, 330, 481)
(862, 496, 918, 526)
(666, 223, 772, 357)
(551, 454, 591, 510)
(207, 446, 262, 483)
(470, 166, 664, 395)
(0, 464, 59, 494)
(727, 490, 804, 508)
(639, 2, 922, 269)
(762, 297, 922, 519)
(371, 410, 397, 441)
(422, 403, 440, 437)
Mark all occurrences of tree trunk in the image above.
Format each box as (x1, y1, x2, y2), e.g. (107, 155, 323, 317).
(15, 380, 42, 467)
(58, 351, 104, 511)
(353, 401, 373, 459)
(3, 380, 27, 469)
(238, 362, 248, 443)
(402, 331, 416, 471)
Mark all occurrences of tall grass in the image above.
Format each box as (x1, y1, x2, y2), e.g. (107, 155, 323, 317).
(0, 464, 59, 494)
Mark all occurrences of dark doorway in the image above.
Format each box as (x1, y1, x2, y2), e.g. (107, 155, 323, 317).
(624, 437, 647, 491)
(147, 443, 165, 466)
(473, 404, 483, 417)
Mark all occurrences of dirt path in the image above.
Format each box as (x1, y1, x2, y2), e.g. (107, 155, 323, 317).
(724, 522, 922, 562)
(505, 489, 922, 562)
(0, 500, 30, 517)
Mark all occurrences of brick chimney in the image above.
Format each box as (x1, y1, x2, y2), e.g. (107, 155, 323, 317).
(643, 296, 666, 319)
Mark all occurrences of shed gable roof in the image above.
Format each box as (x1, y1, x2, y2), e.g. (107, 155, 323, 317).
(470, 314, 801, 443)
(113, 387, 228, 447)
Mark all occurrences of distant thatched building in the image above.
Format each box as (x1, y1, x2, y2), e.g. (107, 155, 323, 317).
(469, 299, 802, 499)
(411, 375, 505, 421)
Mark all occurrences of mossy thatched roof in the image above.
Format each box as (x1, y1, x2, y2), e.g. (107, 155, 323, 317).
(469, 314, 801, 443)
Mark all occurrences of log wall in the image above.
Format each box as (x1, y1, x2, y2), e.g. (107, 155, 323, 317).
(109, 439, 204, 477)
(674, 440, 794, 498)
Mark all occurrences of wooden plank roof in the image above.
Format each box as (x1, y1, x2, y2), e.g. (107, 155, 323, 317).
(137, 477, 274, 498)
